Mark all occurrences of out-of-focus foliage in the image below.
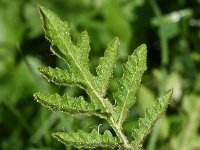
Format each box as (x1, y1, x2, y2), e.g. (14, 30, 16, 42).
(0, 0, 200, 150)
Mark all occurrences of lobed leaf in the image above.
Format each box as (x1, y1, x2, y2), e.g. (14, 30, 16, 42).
(38, 66, 84, 87)
(131, 90, 173, 150)
(53, 129, 119, 149)
(38, 5, 71, 61)
(38, 5, 92, 82)
(36, 5, 173, 150)
(113, 44, 147, 124)
(34, 92, 108, 118)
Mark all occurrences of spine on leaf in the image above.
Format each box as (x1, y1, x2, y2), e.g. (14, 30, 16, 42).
(34, 4, 172, 150)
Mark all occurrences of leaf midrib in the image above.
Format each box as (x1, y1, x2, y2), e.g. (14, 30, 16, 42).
(46, 17, 132, 149)
(118, 59, 139, 125)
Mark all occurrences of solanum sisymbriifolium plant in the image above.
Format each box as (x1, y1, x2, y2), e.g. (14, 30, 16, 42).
(34, 5, 172, 150)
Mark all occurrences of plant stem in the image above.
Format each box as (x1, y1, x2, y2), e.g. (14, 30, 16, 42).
(88, 83, 132, 149)
(63, 39, 132, 149)
(49, 23, 133, 149)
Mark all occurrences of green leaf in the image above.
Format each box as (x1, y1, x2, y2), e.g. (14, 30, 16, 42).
(76, 31, 91, 69)
(113, 44, 147, 124)
(38, 5, 109, 108)
(35, 5, 172, 150)
(38, 67, 84, 88)
(38, 4, 92, 82)
(131, 90, 172, 149)
(34, 92, 108, 118)
(96, 37, 119, 97)
(53, 129, 118, 149)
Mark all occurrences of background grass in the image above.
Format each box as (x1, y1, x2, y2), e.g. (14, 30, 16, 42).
(0, 0, 200, 149)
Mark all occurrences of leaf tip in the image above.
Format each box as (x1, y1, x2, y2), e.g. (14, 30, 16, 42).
(107, 37, 120, 52)
(113, 37, 120, 45)
(37, 4, 54, 23)
(33, 92, 41, 103)
(37, 4, 47, 13)
(52, 132, 59, 138)
(37, 4, 45, 15)
(165, 89, 173, 100)
(52, 132, 67, 145)
(136, 43, 147, 56)
(82, 30, 89, 36)
(38, 67, 47, 75)
(140, 43, 147, 50)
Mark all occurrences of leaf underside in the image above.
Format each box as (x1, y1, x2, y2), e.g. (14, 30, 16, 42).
(34, 4, 172, 150)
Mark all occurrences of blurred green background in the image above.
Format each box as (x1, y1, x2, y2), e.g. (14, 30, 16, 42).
(0, 0, 200, 150)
